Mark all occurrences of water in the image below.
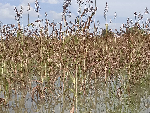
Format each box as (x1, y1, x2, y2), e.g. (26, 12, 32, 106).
(0, 73, 149, 113)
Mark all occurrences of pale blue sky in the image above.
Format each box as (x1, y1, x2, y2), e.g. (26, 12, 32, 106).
(0, 0, 150, 33)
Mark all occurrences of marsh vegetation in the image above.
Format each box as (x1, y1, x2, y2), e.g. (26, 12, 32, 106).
(0, 0, 149, 112)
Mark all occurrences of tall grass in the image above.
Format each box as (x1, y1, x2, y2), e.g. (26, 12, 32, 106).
(0, 0, 149, 111)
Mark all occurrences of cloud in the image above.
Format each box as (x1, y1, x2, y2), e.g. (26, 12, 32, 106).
(21, 0, 63, 5)
(21, 0, 35, 4)
(0, 3, 15, 19)
(48, 11, 62, 20)
(41, 0, 62, 4)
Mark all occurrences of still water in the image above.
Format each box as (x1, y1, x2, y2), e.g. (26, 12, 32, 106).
(0, 73, 149, 113)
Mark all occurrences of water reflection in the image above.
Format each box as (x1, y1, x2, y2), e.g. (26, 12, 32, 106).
(0, 73, 149, 113)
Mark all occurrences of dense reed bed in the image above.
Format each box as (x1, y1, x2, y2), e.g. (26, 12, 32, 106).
(0, 26, 149, 82)
(0, 0, 149, 112)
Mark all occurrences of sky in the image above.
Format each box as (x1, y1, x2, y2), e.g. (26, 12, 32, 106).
(0, 0, 150, 34)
